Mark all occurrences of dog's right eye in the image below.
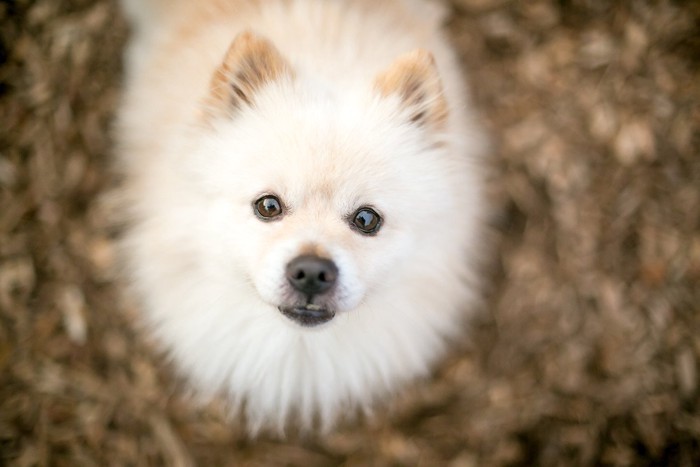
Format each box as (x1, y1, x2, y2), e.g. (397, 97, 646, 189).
(350, 207, 382, 235)
(254, 195, 284, 220)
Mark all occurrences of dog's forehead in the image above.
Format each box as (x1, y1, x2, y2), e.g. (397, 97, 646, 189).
(237, 91, 414, 207)
(284, 171, 365, 213)
(272, 134, 391, 196)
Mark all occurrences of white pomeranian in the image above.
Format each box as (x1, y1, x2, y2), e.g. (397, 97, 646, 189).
(116, 0, 486, 433)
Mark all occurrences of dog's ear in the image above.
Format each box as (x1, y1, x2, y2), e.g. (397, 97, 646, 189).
(205, 31, 293, 117)
(374, 49, 447, 129)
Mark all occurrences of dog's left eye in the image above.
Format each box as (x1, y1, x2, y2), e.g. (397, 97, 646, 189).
(350, 207, 382, 235)
(254, 194, 284, 220)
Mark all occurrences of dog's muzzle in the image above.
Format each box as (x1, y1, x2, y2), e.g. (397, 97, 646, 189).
(279, 255, 338, 327)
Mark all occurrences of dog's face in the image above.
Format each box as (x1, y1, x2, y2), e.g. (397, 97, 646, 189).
(193, 86, 450, 329)
(223, 120, 403, 327)
(182, 32, 456, 329)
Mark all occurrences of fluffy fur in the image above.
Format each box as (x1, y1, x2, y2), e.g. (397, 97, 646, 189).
(116, 0, 486, 433)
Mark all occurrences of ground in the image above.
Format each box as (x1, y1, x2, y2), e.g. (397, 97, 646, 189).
(1, 0, 699, 465)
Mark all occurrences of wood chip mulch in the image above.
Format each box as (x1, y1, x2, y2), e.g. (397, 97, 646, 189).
(1, 0, 699, 465)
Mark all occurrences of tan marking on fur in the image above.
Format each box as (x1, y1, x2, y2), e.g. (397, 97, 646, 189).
(298, 243, 330, 258)
(374, 49, 448, 128)
(205, 31, 293, 118)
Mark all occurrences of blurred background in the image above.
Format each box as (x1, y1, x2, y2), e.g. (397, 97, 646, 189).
(1, 0, 699, 465)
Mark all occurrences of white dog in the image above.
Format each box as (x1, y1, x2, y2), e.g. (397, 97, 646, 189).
(116, 0, 486, 433)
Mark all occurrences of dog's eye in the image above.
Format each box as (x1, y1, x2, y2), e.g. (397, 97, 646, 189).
(254, 195, 284, 220)
(351, 207, 382, 235)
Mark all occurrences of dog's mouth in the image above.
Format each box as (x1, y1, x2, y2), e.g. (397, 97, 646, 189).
(278, 303, 335, 327)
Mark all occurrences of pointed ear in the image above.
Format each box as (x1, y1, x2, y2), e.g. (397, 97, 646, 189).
(374, 49, 448, 128)
(205, 31, 293, 117)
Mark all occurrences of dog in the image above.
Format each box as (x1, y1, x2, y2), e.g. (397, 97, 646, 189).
(116, 0, 486, 433)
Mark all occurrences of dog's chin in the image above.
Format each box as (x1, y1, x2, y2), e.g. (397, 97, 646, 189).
(278, 304, 336, 327)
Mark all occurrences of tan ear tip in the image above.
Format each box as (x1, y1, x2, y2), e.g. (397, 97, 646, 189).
(384, 49, 439, 80)
(390, 49, 437, 71)
(409, 48, 436, 65)
(238, 29, 270, 44)
(230, 30, 263, 50)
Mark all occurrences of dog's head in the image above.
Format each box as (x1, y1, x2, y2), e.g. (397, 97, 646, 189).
(185, 31, 464, 329)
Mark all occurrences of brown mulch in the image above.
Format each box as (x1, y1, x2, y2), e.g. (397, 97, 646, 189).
(1, 0, 699, 465)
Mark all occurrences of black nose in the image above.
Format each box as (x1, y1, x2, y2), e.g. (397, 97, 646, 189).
(286, 255, 338, 296)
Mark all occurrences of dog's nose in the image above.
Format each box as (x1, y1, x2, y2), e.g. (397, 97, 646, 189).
(286, 255, 338, 296)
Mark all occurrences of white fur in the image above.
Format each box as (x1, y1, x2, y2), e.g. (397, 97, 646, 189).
(116, 0, 486, 433)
